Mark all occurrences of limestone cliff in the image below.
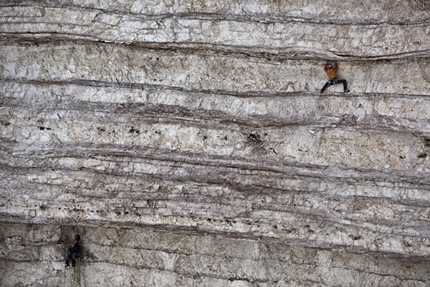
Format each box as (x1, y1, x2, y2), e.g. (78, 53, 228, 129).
(1, 0, 430, 286)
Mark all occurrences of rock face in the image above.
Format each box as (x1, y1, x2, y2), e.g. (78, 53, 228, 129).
(0, 0, 430, 286)
(2, 223, 430, 287)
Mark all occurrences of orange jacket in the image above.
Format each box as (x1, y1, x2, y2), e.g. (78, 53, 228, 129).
(324, 62, 338, 80)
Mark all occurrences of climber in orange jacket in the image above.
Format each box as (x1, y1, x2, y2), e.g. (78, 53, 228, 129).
(320, 62, 350, 93)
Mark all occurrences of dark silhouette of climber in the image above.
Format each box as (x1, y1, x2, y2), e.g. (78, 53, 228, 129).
(320, 62, 350, 93)
(66, 234, 81, 267)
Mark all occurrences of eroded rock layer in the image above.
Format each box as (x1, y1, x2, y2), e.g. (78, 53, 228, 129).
(1, 223, 430, 286)
(1, 0, 430, 285)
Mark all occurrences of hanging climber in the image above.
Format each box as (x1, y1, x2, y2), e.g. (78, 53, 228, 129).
(66, 234, 81, 267)
(320, 62, 350, 93)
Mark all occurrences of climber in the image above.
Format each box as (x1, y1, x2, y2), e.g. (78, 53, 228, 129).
(66, 234, 81, 267)
(320, 62, 350, 93)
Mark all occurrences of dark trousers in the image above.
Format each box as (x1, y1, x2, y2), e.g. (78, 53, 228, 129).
(320, 79, 348, 93)
(66, 254, 78, 267)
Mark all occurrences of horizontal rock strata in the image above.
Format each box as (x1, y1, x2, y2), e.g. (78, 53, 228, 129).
(1, 223, 430, 286)
(1, 0, 430, 285)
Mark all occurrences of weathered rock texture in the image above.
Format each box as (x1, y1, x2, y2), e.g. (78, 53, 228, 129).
(1, 0, 430, 286)
(2, 223, 430, 286)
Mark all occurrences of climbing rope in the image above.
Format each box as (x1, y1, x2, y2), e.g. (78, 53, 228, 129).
(75, 257, 81, 287)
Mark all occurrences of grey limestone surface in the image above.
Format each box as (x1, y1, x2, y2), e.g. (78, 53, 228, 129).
(1, 223, 430, 286)
(1, 0, 430, 286)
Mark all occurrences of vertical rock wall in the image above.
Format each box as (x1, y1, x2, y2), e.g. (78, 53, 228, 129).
(1, 223, 430, 286)
(1, 0, 430, 285)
